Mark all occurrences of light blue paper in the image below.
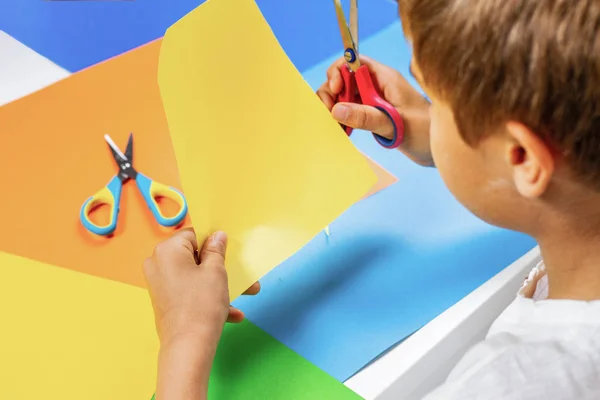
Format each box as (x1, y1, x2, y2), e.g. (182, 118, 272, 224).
(235, 22, 537, 382)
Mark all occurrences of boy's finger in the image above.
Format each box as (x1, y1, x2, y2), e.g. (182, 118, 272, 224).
(170, 227, 198, 249)
(329, 72, 344, 96)
(327, 60, 345, 94)
(331, 102, 395, 139)
(243, 281, 261, 295)
(227, 306, 245, 323)
(358, 55, 385, 74)
(328, 56, 376, 94)
(317, 87, 336, 110)
(326, 57, 346, 79)
(153, 227, 198, 264)
(358, 54, 376, 66)
(199, 231, 228, 267)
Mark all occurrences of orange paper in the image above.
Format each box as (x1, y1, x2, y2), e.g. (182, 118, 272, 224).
(362, 156, 398, 198)
(0, 39, 395, 288)
(0, 40, 178, 288)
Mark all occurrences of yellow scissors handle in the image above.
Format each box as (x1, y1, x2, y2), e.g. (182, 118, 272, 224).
(80, 176, 122, 236)
(135, 173, 188, 227)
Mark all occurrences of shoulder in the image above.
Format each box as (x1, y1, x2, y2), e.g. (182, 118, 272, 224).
(423, 335, 600, 400)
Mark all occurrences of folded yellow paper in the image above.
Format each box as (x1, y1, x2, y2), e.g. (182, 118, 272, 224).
(158, 0, 377, 299)
(0, 252, 158, 399)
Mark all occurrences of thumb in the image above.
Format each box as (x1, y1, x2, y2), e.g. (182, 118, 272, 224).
(199, 231, 228, 266)
(332, 102, 395, 139)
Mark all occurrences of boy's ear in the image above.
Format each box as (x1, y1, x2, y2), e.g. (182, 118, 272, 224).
(505, 122, 555, 198)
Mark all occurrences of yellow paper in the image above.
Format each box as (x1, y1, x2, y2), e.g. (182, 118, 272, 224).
(0, 252, 158, 399)
(158, 0, 377, 299)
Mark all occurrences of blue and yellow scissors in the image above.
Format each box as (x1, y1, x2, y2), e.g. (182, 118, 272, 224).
(80, 133, 188, 236)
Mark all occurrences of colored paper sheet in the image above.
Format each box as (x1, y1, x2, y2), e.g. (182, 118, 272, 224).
(0, 252, 159, 399)
(0, 0, 398, 73)
(233, 21, 537, 381)
(0, 35, 392, 291)
(158, 0, 377, 300)
(362, 155, 398, 199)
(208, 320, 362, 399)
(0, 252, 362, 399)
(0, 40, 181, 288)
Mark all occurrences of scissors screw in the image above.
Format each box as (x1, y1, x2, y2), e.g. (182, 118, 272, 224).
(344, 48, 357, 63)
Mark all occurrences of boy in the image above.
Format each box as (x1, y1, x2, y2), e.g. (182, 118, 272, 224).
(144, 0, 600, 398)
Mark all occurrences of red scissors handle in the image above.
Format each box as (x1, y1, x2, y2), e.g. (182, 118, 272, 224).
(339, 65, 359, 136)
(338, 65, 405, 149)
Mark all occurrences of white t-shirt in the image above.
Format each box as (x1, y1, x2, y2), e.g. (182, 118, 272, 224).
(423, 262, 600, 400)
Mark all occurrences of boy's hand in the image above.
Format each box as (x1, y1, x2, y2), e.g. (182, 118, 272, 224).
(317, 56, 434, 166)
(146, 229, 261, 400)
(143, 228, 260, 347)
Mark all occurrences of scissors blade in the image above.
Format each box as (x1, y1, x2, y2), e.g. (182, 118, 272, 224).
(350, 0, 358, 53)
(333, 0, 361, 71)
(104, 134, 128, 161)
(124, 132, 134, 164)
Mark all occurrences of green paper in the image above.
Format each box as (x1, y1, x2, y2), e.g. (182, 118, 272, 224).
(151, 320, 362, 399)
(209, 320, 362, 399)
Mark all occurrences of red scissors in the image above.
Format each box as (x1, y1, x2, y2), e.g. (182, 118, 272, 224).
(333, 0, 405, 148)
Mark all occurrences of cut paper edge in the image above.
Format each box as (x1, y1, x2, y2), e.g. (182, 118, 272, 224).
(361, 153, 398, 199)
(324, 153, 397, 238)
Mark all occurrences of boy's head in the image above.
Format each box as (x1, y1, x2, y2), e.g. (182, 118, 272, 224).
(398, 0, 600, 235)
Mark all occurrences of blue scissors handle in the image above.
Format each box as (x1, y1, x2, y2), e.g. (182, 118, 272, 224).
(135, 173, 188, 227)
(80, 175, 123, 236)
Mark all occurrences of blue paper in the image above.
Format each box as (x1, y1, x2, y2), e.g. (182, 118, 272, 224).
(233, 22, 537, 381)
(0, 0, 398, 73)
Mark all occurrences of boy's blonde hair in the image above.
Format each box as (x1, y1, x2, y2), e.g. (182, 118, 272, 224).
(400, 0, 600, 189)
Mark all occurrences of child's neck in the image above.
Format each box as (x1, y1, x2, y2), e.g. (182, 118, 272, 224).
(538, 217, 600, 301)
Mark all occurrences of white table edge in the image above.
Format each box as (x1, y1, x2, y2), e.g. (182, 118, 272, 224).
(347, 246, 541, 399)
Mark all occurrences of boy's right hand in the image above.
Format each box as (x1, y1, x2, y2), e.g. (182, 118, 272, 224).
(317, 56, 434, 166)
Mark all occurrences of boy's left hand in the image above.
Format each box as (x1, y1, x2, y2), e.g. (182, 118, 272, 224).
(143, 228, 260, 348)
